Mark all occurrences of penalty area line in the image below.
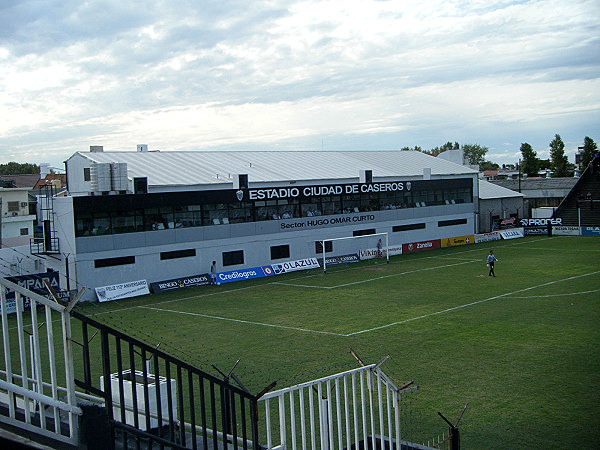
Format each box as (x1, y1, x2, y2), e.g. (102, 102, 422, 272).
(272, 260, 477, 290)
(139, 306, 347, 337)
(346, 270, 600, 336)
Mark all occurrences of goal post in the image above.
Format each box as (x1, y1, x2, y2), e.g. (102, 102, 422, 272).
(321, 232, 389, 273)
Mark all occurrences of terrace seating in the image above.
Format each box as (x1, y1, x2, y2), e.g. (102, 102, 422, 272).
(553, 156, 600, 226)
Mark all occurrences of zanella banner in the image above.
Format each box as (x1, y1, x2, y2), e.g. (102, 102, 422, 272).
(272, 258, 320, 274)
(95, 280, 150, 302)
(402, 239, 441, 253)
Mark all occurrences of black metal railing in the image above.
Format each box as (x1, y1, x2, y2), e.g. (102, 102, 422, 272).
(71, 311, 260, 449)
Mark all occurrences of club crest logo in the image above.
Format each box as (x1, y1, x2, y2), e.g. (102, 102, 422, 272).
(236, 190, 244, 201)
(406, 182, 412, 191)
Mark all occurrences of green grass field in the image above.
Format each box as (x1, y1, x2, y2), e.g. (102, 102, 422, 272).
(75, 235, 600, 449)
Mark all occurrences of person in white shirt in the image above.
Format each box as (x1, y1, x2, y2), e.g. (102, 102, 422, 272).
(486, 250, 498, 277)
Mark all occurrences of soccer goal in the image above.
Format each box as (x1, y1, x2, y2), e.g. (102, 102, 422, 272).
(320, 232, 389, 272)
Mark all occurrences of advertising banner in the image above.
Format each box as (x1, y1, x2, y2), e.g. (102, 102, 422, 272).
(520, 218, 562, 227)
(499, 228, 525, 239)
(0, 296, 24, 314)
(402, 239, 441, 253)
(95, 280, 150, 302)
(441, 235, 475, 247)
(525, 226, 549, 236)
(272, 258, 320, 274)
(492, 217, 517, 230)
(475, 232, 501, 243)
(319, 254, 360, 266)
(552, 226, 581, 236)
(5, 271, 60, 297)
(582, 227, 600, 236)
(216, 266, 274, 284)
(150, 274, 211, 293)
(358, 245, 402, 260)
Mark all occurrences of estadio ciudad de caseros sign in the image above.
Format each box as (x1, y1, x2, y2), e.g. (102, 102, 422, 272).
(248, 182, 412, 201)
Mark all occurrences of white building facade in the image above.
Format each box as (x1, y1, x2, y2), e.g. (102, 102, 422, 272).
(61, 148, 480, 301)
(0, 188, 35, 248)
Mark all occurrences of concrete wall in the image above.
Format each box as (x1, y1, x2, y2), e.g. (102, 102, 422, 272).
(479, 197, 524, 232)
(72, 203, 475, 301)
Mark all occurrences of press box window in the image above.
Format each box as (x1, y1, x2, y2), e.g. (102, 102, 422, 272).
(95, 256, 135, 268)
(315, 241, 333, 254)
(393, 223, 426, 232)
(271, 244, 290, 260)
(160, 249, 196, 260)
(353, 229, 376, 237)
(223, 250, 244, 266)
(83, 167, 91, 181)
(438, 218, 468, 227)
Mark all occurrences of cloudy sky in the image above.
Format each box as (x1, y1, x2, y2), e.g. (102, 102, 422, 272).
(1, 0, 599, 169)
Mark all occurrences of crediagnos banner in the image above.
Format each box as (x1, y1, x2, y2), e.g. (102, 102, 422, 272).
(216, 266, 274, 284)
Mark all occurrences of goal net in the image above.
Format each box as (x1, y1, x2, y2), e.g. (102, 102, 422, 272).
(320, 232, 389, 272)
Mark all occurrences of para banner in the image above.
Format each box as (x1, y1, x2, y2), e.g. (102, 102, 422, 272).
(5, 271, 60, 298)
(441, 235, 474, 247)
(95, 280, 150, 302)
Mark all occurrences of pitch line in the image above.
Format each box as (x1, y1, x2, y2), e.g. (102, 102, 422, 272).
(508, 288, 600, 299)
(345, 270, 600, 336)
(331, 260, 475, 289)
(79, 236, 562, 319)
(139, 306, 346, 336)
(511, 247, 600, 252)
(272, 260, 476, 290)
(270, 282, 330, 289)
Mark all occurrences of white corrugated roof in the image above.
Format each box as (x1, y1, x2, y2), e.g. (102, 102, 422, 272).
(74, 150, 476, 186)
(479, 179, 524, 199)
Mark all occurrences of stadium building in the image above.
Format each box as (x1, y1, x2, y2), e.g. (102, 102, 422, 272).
(56, 146, 480, 301)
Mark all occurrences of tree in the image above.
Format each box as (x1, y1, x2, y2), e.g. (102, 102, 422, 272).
(462, 144, 488, 166)
(538, 159, 551, 171)
(480, 161, 499, 171)
(549, 134, 569, 177)
(401, 145, 422, 152)
(0, 162, 39, 175)
(520, 142, 539, 177)
(580, 136, 598, 170)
